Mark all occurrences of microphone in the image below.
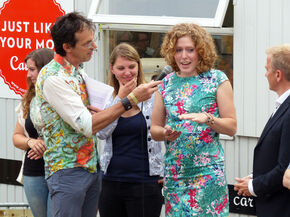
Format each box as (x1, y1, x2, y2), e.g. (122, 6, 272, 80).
(155, 65, 172, 81)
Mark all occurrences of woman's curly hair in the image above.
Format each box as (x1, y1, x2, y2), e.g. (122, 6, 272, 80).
(161, 23, 217, 74)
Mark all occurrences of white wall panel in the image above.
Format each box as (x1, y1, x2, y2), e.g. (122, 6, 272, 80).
(234, 0, 290, 137)
(243, 0, 258, 137)
(255, 0, 271, 136)
(233, 0, 245, 136)
(282, 0, 290, 41)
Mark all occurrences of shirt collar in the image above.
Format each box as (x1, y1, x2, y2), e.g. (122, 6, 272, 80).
(54, 54, 84, 76)
(276, 89, 290, 109)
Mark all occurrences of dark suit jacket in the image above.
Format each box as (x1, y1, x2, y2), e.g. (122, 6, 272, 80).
(253, 95, 290, 217)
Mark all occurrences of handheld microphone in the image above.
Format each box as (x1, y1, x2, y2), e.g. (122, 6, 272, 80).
(155, 65, 172, 81)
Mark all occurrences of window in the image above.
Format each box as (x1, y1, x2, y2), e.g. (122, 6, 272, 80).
(89, 0, 230, 27)
(107, 30, 233, 85)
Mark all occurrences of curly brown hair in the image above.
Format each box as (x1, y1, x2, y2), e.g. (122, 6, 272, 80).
(160, 23, 217, 74)
(21, 48, 54, 118)
(108, 43, 146, 96)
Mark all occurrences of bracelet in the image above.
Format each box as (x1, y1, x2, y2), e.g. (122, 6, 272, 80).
(203, 112, 215, 125)
(202, 112, 211, 123)
(26, 138, 32, 146)
(129, 92, 139, 105)
(208, 113, 215, 125)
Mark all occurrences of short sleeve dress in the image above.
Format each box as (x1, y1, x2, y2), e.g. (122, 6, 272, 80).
(159, 69, 229, 217)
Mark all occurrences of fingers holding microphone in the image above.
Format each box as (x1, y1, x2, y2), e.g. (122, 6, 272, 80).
(132, 80, 162, 102)
(130, 65, 172, 103)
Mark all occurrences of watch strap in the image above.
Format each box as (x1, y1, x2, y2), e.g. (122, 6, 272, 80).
(121, 97, 132, 111)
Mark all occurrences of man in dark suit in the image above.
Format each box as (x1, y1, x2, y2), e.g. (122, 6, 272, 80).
(234, 44, 290, 217)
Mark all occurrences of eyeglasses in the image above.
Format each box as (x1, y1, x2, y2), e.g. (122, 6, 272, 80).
(86, 40, 97, 49)
(82, 36, 97, 49)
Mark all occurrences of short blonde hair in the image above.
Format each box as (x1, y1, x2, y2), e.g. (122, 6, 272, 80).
(161, 23, 217, 74)
(108, 43, 146, 96)
(266, 44, 290, 81)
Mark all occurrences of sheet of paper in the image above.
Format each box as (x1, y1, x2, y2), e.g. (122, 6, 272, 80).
(83, 75, 114, 110)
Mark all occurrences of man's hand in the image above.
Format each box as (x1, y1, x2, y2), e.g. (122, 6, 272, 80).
(283, 168, 290, 190)
(132, 80, 162, 102)
(234, 176, 252, 196)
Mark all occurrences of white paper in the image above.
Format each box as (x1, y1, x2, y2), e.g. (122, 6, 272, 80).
(83, 75, 114, 110)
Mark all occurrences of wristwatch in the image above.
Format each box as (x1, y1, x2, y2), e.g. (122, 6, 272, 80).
(121, 97, 132, 111)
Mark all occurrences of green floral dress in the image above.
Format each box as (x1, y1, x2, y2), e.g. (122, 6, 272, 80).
(159, 69, 229, 217)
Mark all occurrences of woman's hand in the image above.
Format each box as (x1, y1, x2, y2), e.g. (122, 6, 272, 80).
(27, 138, 46, 159)
(27, 149, 42, 160)
(118, 78, 137, 99)
(157, 178, 164, 187)
(179, 113, 208, 124)
(164, 125, 181, 141)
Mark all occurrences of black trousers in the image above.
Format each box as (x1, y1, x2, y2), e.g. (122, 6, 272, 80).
(99, 179, 163, 217)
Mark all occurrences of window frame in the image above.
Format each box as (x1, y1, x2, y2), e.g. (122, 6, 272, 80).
(88, 0, 230, 27)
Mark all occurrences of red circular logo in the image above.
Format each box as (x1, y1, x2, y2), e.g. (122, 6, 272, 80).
(0, 0, 64, 96)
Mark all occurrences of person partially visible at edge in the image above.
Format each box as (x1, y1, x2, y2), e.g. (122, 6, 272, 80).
(13, 48, 54, 217)
(283, 163, 290, 190)
(29, 12, 161, 217)
(97, 43, 163, 217)
(234, 44, 290, 217)
(150, 23, 237, 216)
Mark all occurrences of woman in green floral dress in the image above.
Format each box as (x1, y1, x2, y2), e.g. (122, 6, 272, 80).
(150, 23, 237, 216)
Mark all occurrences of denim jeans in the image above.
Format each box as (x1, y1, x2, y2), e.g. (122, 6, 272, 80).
(23, 175, 51, 217)
(47, 168, 102, 217)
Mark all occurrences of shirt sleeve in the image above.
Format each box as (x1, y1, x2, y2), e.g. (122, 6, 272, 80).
(248, 179, 257, 197)
(42, 76, 92, 137)
(15, 103, 25, 128)
(15, 103, 29, 138)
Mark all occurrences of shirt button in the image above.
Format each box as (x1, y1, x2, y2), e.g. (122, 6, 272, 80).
(146, 116, 149, 119)
(148, 137, 151, 141)
(149, 148, 152, 153)
(148, 126, 150, 130)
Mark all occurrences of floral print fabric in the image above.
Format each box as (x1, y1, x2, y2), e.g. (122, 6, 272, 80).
(30, 54, 98, 178)
(159, 69, 229, 216)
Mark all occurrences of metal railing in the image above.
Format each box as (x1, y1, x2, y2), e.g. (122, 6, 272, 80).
(0, 203, 29, 208)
